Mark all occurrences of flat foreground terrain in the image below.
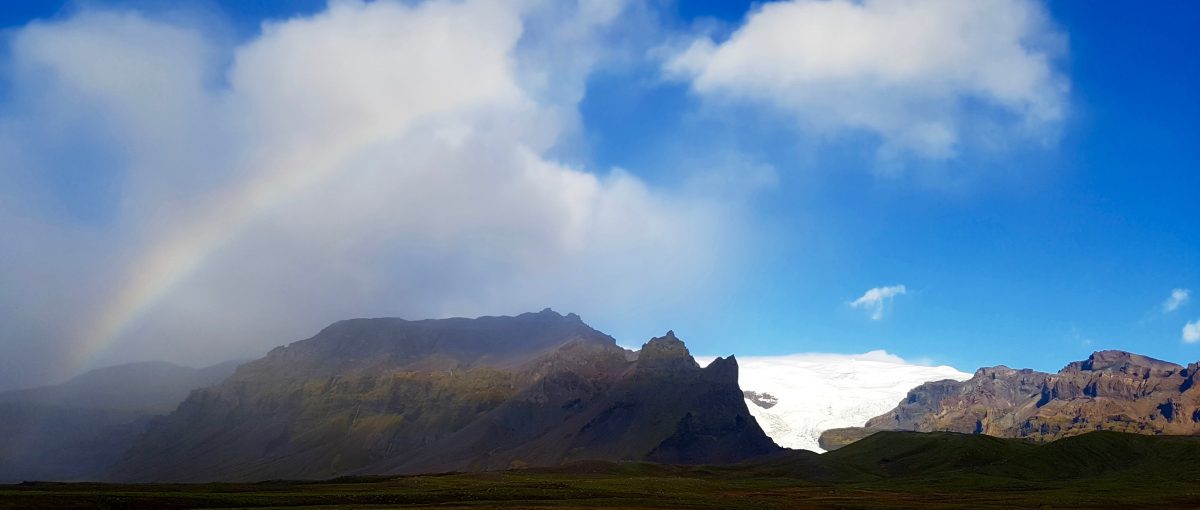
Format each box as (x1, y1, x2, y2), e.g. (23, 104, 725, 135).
(3, 469, 1196, 510)
(8, 431, 1200, 509)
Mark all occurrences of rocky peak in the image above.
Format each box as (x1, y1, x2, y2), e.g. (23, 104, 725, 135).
(973, 365, 1022, 379)
(637, 331, 700, 372)
(1063, 350, 1180, 375)
(534, 307, 571, 319)
(639, 330, 688, 359)
(702, 355, 739, 384)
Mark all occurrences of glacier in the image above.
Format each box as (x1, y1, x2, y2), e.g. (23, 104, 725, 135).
(697, 351, 970, 453)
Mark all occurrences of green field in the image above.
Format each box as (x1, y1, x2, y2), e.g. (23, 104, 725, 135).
(5, 431, 1199, 509)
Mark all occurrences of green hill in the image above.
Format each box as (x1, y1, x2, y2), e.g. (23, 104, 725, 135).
(818, 429, 1200, 484)
(821, 431, 1037, 479)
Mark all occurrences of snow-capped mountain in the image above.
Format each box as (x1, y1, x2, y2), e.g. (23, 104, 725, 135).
(697, 351, 970, 452)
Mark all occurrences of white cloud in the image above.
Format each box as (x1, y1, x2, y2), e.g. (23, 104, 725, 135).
(1164, 288, 1191, 313)
(697, 351, 970, 452)
(0, 1, 752, 386)
(1185, 320, 1200, 344)
(665, 0, 1067, 160)
(850, 284, 907, 320)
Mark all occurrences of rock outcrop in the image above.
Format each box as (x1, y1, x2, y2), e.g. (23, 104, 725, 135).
(817, 427, 875, 451)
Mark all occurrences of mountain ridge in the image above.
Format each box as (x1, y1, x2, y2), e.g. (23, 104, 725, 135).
(819, 349, 1200, 450)
(109, 311, 778, 482)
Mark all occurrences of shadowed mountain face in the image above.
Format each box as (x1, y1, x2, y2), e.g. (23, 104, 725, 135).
(0, 361, 240, 483)
(110, 311, 778, 482)
(820, 350, 1200, 450)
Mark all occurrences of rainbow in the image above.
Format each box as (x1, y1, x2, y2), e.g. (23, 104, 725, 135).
(65, 140, 361, 376)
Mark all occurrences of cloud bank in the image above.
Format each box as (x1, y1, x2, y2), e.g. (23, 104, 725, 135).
(0, 1, 748, 387)
(850, 285, 907, 320)
(665, 0, 1068, 160)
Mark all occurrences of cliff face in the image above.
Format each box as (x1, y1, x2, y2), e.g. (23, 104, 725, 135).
(821, 350, 1200, 450)
(110, 312, 777, 482)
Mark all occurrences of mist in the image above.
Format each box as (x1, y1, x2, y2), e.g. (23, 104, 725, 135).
(0, 1, 755, 389)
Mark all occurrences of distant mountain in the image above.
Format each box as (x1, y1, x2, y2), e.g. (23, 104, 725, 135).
(819, 350, 1200, 450)
(697, 352, 969, 452)
(110, 310, 778, 482)
(0, 360, 239, 482)
(0, 360, 242, 414)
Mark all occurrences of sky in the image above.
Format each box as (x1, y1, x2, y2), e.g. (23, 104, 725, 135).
(0, 0, 1196, 390)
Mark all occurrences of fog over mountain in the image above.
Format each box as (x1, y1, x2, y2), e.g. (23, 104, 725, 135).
(0, 360, 238, 482)
(0, 0, 1193, 405)
(0, 0, 754, 390)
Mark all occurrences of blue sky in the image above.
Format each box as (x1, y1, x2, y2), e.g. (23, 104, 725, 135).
(0, 0, 1196, 388)
(581, 0, 1200, 372)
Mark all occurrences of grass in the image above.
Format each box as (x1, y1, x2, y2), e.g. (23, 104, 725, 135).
(6, 431, 1200, 509)
(4, 468, 1196, 509)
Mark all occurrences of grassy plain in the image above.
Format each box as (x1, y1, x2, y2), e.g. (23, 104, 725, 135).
(5, 431, 1197, 509)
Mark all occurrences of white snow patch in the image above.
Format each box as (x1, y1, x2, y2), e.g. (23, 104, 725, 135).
(696, 350, 970, 453)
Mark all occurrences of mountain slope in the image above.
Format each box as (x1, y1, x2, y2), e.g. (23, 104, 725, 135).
(820, 350, 1200, 449)
(110, 311, 778, 482)
(0, 360, 239, 482)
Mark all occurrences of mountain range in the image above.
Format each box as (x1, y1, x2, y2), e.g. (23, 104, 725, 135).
(820, 349, 1200, 450)
(6, 309, 1200, 485)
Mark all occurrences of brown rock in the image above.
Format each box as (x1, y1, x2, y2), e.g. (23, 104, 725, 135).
(821, 350, 1200, 448)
